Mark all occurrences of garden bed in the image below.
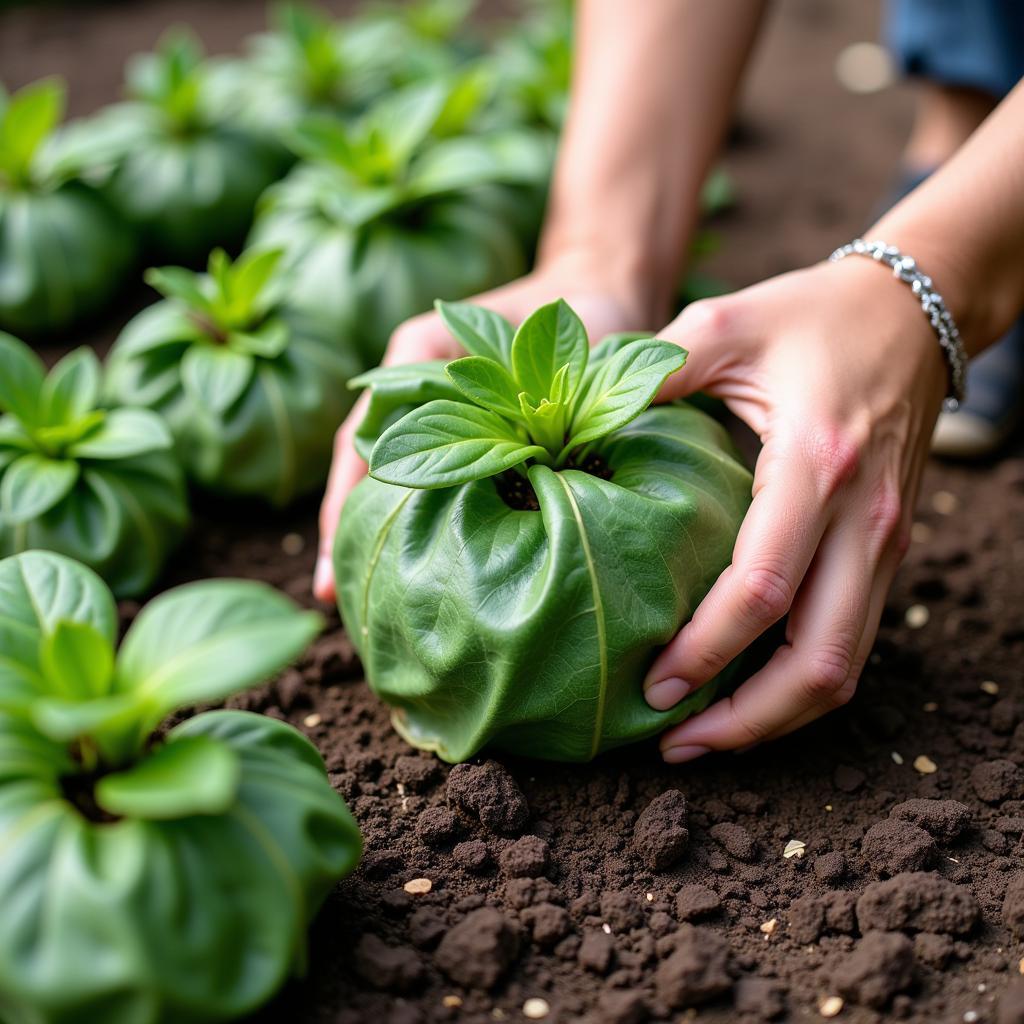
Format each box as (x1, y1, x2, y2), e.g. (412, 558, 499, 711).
(5, 1, 1023, 1022)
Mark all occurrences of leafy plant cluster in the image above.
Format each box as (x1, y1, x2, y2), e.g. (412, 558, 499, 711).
(0, 549, 360, 1023)
(336, 300, 754, 763)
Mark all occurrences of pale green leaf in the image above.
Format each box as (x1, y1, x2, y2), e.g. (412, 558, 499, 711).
(0, 454, 79, 524)
(95, 735, 241, 819)
(511, 299, 589, 405)
(369, 398, 546, 489)
(0, 333, 46, 427)
(181, 345, 254, 415)
(144, 266, 215, 316)
(0, 78, 65, 182)
(40, 347, 101, 426)
(445, 356, 522, 420)
(67, 408, 173, 461)
(435, 300, 513, 363)
(39, 620, 114, 701)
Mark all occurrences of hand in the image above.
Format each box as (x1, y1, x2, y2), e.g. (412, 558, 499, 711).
(313, 256, 657, 601)
(643, 256, 949, 761)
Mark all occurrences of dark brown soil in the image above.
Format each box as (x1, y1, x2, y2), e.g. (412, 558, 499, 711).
(5, 1, 1024, 1022)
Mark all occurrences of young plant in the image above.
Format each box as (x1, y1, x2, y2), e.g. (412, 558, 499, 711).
(90, 30, 286, 264)
(0, 333, 187, 597)
(0, 549, 361, 1024)
(335, 300, 754, 762)
(249, 79, 552, 367)
(0, 78, 135, 335)
(105, 246, 360, 506)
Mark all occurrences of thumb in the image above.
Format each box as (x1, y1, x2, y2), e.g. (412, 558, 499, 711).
(655, 296, 748, 402)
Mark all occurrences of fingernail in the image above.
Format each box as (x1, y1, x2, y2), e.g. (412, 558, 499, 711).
(644, 677, 692, 711)
(662, 744, 711, 764)
(312, 556, 332, 598)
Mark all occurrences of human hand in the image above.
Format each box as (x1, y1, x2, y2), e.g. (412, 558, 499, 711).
(312, 256, 656, 601)
(643, 256, 950, 761)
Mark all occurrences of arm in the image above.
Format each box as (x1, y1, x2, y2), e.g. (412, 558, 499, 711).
(646, 80, 1024, 760)
(314, 0, 768, 599)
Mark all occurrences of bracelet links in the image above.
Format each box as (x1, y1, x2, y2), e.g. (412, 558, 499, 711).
(829, 238, 967, 411)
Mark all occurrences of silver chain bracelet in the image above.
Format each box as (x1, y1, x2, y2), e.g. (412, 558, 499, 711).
(829, 239, 967, 411)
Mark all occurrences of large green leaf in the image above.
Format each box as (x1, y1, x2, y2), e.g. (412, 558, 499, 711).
(181, 345, 255, 415)
(41, 348, 101, 426)
(116, 579, 322, 723)
(566, 339, 687, 454)
(369, 398, 546, 489)
(0, 454, 79, 524)
(0, 552, 116, 716)
(0, 78, 65, 184)
(445, 356, 522, 420)
(0, 333, 46, 427)
(435, 300, 513, 363)
(67, 409, 173, 461)
(95, 735, 241, 819)
(510, 299, 589, 405)
(39, 620, 114, 701)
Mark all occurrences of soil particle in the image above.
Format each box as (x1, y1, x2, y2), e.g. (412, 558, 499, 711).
(823, 891, 859, 935)
(521, 903, 571, 947)
(813, 851, 847, 884)
(972, 760, 1024, 804)
(861, 819, 936, 876)
(594, 989, 647, 1024)
(415, 807, 460, 848)
(434, 907, 520, 989)
(708, 822, 758, 861)
(833, 765, 867, 793)
(674, 884, 722, 922)
(407, 908, 446, 950)
(574, 931, 613, 977)
(632, 789, 689, 871)
(600, 890, 644, 933)
(913, 931, 955, 969)
(889, 798, 972, 842)
(833, 930, 915, 1009)
(734, 976, 787, 1020)
(353, 934, 425, 992)
(393, 756, 441, 793)
(787, 895, 826, 944)
(451, 839, 491, 873)
(856, 872, 981, 934)
(499, 835, 551, 878)
(729, 791, 767, 815)
(1001, 874, 1024, 938)
(998, 979, 1024, 1024)
(654, 926, 733, 1010)
(446, 760, 529, 834)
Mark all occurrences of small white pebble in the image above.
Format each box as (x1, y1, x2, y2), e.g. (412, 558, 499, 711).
(825, 804, 833, 812)
(891, 751, 904, 765)
(646, 892, 654, 902)
(980, 680, 1000, 696)
(978, 983, 987, 993)
(964, 1011, 979, 1023)
(760, 918, 777, 937)
(302, 713, 322, 729)
(523, 998, 550, 1020)
(948, 856, 961, 864)
(281, 532, 305, 555)
(905, 604, 930, 629)
(783, 839, 806, 859)
(923, 701, 938, 712)
(911, 521, 932, 543)
(932, 490, 958, 515)
(835, 41, 894, 93)
(404, 877, 432, 895)
(819, 994, 844, 1018)
(601, 923, 611, 934)
(442, 995, 462, 1008)
(913, 755, 938, 775)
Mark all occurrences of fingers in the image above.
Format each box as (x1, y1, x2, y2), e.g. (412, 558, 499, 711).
(658, 480, 904, 761)
(644, 436, 843, 710)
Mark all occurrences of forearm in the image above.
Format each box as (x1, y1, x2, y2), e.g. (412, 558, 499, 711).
(870, 80, 1024, 356)
(539, 0, 767, 322)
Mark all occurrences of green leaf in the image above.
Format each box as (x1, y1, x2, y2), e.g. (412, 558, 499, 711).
(367, 80, 447, 172)
(228, 320, 290, 360)
(116, 579, 322, 723)
(181, 345, 254, 415)
(40, 348, 101, 426)
(95, 735, 241, 819)
(226, 248, 284, 321)
(0, 78, 65, 183)
(0, 454, 79, 524)
(0, 333, 46, 427)
(30, 692, 141, 746)
(566, 339, 688, 454)
(445, 356, 522, 420)
(369, 399, 546, 489)
(67, 409, 173, 461)
(144, 266, 215, 317)
(510, 300, 589, 405)
(31, 411, 106, 455)
(287, 114, 356, 170)
(435, 301, 513, 363)
(39, 620, 114, 701)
